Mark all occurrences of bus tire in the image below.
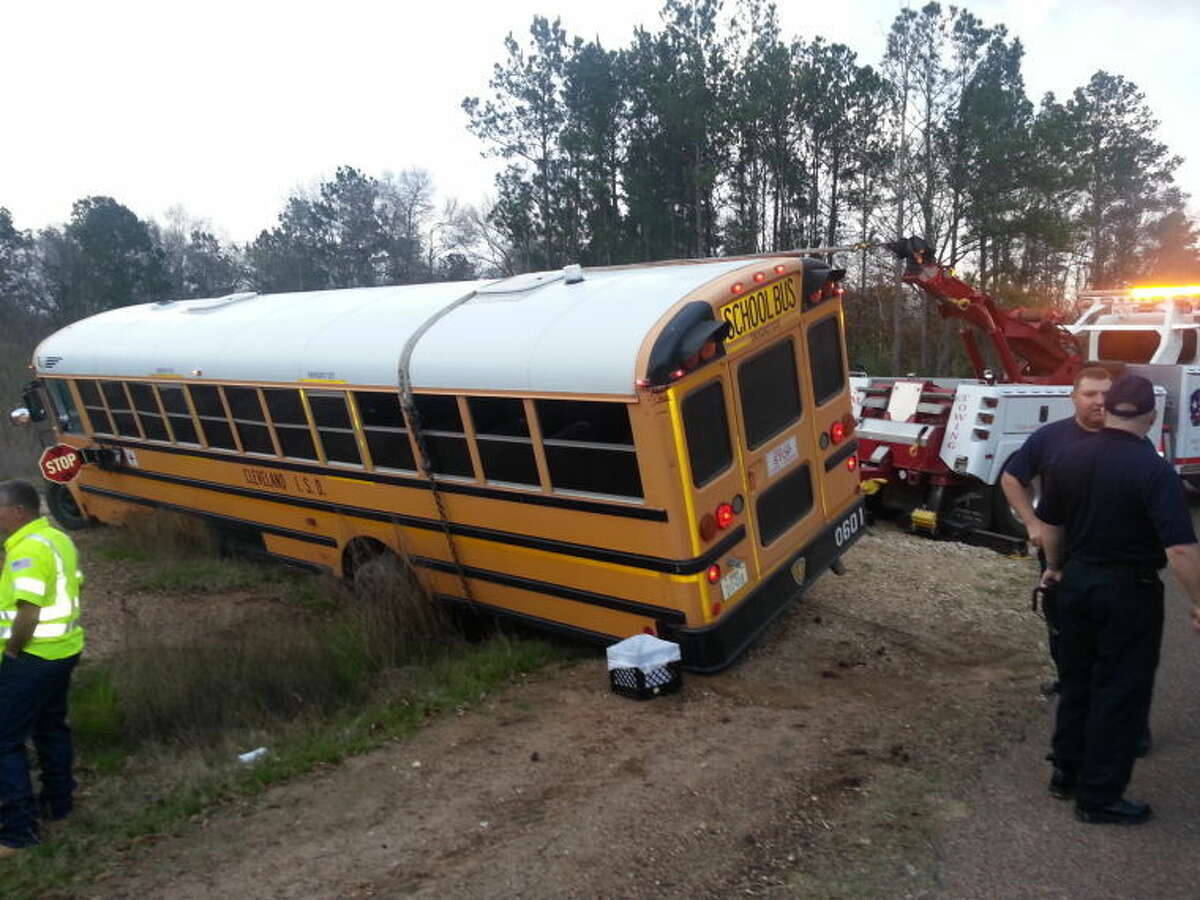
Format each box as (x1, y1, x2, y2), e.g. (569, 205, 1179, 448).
(46, 483, 90, 531)
(342, 539, 423, 602)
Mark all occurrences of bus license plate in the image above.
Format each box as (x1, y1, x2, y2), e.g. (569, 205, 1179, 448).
(720, 558, 749, 601)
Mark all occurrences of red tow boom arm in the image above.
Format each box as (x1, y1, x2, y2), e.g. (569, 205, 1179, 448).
(883, 237, 1083, 385)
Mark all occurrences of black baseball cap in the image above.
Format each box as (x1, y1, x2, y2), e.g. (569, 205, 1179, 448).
(1104, 374, 1155, 417)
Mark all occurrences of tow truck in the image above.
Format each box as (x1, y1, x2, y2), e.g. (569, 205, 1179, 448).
(1070, 283, 1200, 486)
(852, 237, 1168, 554)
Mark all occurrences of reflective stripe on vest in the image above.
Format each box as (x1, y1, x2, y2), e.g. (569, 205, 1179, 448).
(19, 535, 80, 639)
(13, 576, 47, 597)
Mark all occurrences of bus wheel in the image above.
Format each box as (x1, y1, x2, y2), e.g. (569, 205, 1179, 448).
(46, 483, 90, 531)
(342, 539, 423, 601)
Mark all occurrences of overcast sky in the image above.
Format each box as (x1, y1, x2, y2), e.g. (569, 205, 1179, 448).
(3, 0, 1197, 243)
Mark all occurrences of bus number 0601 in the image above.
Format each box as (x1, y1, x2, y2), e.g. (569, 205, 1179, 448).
(834, 507, 865, 547)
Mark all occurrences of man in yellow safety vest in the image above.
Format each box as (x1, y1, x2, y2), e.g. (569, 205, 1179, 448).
(0, 479, 84, 854)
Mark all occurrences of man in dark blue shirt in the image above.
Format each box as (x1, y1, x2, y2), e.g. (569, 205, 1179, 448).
(1001, 366, 1112, 681)
(1039, 374, 1200, 825)
(1001, 366, 1112, 551)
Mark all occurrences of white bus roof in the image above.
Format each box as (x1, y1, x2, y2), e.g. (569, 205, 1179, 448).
(34, 259, 753, 397)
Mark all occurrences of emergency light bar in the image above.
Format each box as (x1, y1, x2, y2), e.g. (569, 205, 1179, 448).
(1079, 285, 1200, 302)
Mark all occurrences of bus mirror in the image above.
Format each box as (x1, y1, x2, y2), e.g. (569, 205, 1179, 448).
(9, 407, 31, 428)
(20, 382, 47, 423)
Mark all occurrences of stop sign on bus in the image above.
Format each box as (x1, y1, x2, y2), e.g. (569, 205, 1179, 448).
(39, 444, 83, 483)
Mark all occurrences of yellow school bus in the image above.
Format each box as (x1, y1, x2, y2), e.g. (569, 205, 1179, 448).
(14, 256, 864, 671)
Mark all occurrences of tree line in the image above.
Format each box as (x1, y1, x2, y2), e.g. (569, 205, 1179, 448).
(464, 0, 1199, 374)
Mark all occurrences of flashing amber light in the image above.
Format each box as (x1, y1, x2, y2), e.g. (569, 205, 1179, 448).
(699, 513, 718, 542)
(715, 502, 735, 529)
(1128, 284, 1200, 300)
(830, 421, 846, 444)
(847, 455, 858, 472)
(731, 282, 745, 294)
(774, 264, 786, 275)
(706, 564, 721, 584)
(753, 271, 766, 283)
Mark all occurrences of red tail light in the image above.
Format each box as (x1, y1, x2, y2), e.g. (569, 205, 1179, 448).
(699, 513, 718, 542)
(715, 502, 735, 529)
(847, 456, 858, 471)
(831, 421, 846, 443)
(753, 271, 766, 283)
(731, 282, 745, 294)
(706, 564, 721, 584)
(774, 264, 786, 274)
(711, 601, 723, 617)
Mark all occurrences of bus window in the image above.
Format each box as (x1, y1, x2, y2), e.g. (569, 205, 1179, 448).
(189, 385, 238, 451)
(77, 380, 113, 435)
(158, 385, 200, 444)
(536, 400, 642, 499)
(101, 381, 140, 438)
(305, 391, 361, 466)
(469, 397, 539, 486)
(46, 380, 83, 434)
(807, 315, 845, 405)
(738, 339, 802, 449)
(681, 381, 732, 488)
(225, 387, 275, 456)
(264, 389, 318, 460)
(756, 464, 814, 545)
(354, 391, 416, 471)
(413, 394, 472, 477)
(128, 383, 170, 442)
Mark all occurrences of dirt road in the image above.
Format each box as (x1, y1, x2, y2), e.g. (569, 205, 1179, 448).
(82, 527, 1049, 898)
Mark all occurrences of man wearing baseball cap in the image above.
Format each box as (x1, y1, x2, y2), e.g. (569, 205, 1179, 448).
(1038, 374, 1200, 825)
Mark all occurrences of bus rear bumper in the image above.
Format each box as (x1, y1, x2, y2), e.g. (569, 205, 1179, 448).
(659, 498, 866, 674)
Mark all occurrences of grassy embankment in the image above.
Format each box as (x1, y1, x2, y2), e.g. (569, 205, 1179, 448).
(4, 512, 575, 898)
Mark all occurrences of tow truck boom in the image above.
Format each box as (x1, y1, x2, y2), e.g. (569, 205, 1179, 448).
(883, 237, 1083, 384)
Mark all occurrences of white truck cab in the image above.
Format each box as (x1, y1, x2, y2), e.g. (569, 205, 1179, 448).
(1071, 286, 1200, 482)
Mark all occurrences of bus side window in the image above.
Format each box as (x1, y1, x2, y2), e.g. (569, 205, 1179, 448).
(354, 391, 416, 471)
(46, 380, 83, 434)
(807, 315, 846, 405)
(469, 397, 539, 486)
(76, 380, 113, 435)
(305, 391, 361, 466)
(101, 381, 139, 438)
(225, 386, 276, 456)
(189, 385, 238, 451)
(536, 400, 643, 499)
(681, 381, 732, 488)
(128, 383, 170, 441)
(412, 394, 473, 477)
(158, 385, 200, 444)
(264, 389, 318, 460)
